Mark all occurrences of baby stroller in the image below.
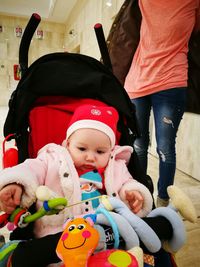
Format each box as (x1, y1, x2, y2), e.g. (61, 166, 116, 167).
(1, 14, 177, 267)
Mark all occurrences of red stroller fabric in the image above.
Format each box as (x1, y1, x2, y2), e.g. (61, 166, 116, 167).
(28, 96, 121, 158)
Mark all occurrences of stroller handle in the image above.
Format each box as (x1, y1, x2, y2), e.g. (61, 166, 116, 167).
(19, 13, 41, 77)
(94, 23, 113, 72)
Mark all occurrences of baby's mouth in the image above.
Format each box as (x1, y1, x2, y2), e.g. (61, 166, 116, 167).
(82, 165, 95, 170)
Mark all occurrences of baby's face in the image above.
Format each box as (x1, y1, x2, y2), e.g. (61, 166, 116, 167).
(67, 128, 112, 171)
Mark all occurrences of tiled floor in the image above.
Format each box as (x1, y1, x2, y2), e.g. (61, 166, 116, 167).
(148, 154, 200, 267)
(0, 154, 199, 266)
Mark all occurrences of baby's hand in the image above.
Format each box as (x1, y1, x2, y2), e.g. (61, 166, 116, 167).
(0, 184, 22, 214)
(125, 190, 144, 214)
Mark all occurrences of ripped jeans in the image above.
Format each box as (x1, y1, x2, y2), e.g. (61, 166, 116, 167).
(131, 88, 186, 199)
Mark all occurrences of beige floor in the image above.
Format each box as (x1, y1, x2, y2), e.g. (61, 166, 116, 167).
(148, 154, 200, 267)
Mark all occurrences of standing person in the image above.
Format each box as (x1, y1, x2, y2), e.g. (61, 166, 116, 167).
(124, 0, 200, 207)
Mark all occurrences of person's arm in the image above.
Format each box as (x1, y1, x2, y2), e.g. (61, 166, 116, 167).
(0, 156, 47, 209)
(110, 145, 153, 216)
(118, 165, 153, 217)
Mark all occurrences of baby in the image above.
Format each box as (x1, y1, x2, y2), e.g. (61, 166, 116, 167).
(0, 105, 195, 267)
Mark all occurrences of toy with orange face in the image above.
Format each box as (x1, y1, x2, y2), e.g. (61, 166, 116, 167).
(56, 217, 99, 267)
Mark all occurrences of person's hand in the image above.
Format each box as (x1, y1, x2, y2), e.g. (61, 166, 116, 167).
(0, 184, 23, 214)
(125, 190, 144, 214)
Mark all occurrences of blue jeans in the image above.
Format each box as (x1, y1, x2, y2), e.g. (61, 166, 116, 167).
(131, 88, 186, 199)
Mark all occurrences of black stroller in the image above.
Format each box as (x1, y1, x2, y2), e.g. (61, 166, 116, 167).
(1, 14, 177, 267)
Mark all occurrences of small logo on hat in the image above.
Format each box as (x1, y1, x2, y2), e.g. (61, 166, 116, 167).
(91, 109, 101, 116)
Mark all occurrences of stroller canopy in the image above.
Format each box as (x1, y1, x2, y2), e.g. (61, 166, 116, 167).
(4, 52, 140, 162)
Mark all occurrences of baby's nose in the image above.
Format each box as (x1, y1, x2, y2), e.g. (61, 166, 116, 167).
(86, 152, 95, 161)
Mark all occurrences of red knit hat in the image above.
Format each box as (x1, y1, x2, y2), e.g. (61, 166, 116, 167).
(66, 105, 119, 148)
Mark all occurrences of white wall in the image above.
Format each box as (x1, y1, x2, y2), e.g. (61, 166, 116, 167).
(63, 0, 124, 59)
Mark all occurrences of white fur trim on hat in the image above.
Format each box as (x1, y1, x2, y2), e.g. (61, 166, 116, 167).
(66, 119, 116, 148)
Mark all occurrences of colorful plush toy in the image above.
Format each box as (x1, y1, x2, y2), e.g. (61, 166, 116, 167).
(0, 185, 197, 267)
(56, 216, 141, 267)
(56, 217, 100, 267)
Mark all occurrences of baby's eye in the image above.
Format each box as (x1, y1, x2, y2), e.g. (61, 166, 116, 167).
(78, 147, 86, 151)
(97, 150, 105, 154)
